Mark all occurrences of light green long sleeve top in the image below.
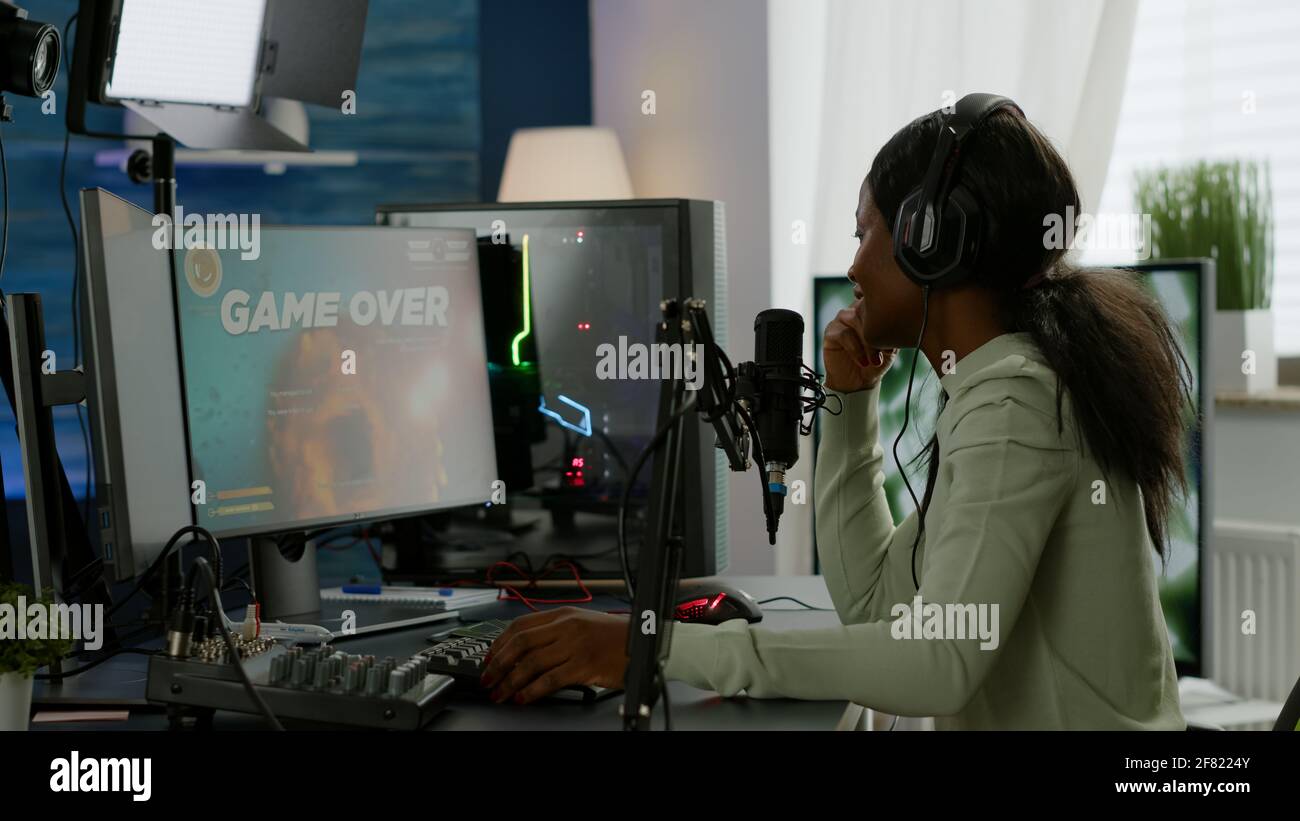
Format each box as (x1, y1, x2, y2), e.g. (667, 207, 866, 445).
(663, 331, 1185, 729)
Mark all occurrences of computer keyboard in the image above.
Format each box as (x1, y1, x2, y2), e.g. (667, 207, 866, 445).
(421, 619, 617, 703)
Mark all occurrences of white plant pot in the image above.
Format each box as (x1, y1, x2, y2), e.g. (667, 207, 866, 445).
(0, 671, 34, 731)
(1213, 309, 1277, 394)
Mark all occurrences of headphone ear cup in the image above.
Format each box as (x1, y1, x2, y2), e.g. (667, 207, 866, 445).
(893, 185, 985, 287)
(940, 185, 983, 286)
(892, 189, 928, 283)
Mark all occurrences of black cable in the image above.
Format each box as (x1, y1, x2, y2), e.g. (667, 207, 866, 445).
(800, 362, 841, 431)
(734, 402, 776, 542)
(106, 525, 224, 619)
(656, 664, 671, 731)
(755, 595, 833, 611)
(184, 556, 283, 730)
(34, 647, 154, 680)
(893, 286, 931, 591)
(616, 393, 699, 601)
(61, 12, 93, 526)
(221, 576, 254, 599)
(703, 341, 738, 422)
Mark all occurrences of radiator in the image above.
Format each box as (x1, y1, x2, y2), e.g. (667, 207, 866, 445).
(1210, 520, 1300, 704)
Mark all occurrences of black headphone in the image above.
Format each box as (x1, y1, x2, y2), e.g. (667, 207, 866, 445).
(892, 93, 1024, 289)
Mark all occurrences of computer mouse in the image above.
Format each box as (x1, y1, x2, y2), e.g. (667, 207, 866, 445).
(673, 581, 763, 625)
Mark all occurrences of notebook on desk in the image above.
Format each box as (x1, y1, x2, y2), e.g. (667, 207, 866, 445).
(319, 585, 501, 610)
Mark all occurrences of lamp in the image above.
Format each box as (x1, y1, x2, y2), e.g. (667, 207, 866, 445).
(497, 127, 634, 202)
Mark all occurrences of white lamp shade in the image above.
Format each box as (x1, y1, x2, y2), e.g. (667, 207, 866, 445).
(497, 127, 634, 202)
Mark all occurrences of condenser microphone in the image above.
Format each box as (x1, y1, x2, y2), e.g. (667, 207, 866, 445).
(751, 308, 804, 544)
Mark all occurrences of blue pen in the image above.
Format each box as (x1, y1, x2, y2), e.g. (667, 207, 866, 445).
(341, 584, 383, 595)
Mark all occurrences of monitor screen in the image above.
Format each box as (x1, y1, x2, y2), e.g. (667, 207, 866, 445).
(171, 226, 497, 537)
(812, 264, 1205, 672)
(105, 0, 267, 108)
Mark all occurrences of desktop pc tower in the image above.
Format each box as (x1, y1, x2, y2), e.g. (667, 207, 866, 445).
(376, 199, 731, 581)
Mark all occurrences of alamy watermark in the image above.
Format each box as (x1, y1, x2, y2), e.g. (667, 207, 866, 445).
(50, 752, 151, 802)
(595, 336, 704, 390)
(890, 595, 1000, 651)
(1042, 205, 1152, 260)
(0, 596, 104, 651)
(152, 205, 261, 261)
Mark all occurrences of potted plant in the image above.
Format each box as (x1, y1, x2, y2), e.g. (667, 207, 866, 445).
(0, 582, 71, 731)
(1134, 159, 1275, 393)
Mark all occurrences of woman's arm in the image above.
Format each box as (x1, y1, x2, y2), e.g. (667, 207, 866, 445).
(664, 387, 1078, 715)
(814, 383, 918, 625)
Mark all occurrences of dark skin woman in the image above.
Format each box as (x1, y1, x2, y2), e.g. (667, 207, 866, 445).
(478, 106, 1194, 724)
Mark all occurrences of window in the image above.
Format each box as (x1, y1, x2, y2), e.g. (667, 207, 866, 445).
(1091, 0, 1300, 353)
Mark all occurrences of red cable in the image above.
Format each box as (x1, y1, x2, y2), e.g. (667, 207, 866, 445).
(485, 558, 594, 611)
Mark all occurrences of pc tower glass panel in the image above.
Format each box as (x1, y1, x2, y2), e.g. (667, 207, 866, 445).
(378, 201, 727, 579)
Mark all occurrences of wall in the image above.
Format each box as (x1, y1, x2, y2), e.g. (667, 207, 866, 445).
(479, 0, 592, 200)
(767, 0, 829, 574)
(1214, 406, 1300, 528)
(590, 0, 774, 574)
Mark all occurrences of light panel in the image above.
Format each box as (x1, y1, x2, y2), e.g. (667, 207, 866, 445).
(106, 0, 267, 108)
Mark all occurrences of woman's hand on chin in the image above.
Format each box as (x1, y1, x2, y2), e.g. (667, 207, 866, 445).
(823, 299, 896, 392)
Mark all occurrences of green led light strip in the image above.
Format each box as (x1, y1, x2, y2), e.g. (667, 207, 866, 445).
(510, 233, 532, 366)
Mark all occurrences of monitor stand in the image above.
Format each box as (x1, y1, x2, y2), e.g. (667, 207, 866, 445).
(248, 535, 321, 620)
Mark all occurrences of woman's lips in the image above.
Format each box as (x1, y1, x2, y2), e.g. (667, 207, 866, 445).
(852, 289, 863, 300)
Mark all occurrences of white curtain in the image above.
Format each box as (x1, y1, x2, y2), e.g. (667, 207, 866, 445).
(768, 0, 1139, 574)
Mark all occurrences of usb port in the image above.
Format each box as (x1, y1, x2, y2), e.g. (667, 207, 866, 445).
(103, 541, 113, 561)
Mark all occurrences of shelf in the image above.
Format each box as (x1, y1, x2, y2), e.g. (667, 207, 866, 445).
(93, 147, 359, 175)
(1216, 385, 1300, 410)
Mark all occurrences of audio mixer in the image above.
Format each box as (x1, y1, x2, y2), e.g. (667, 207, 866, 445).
(146, 638, 455, 730)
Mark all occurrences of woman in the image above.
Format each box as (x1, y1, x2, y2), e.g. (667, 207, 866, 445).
(477, 99, 1192, 730)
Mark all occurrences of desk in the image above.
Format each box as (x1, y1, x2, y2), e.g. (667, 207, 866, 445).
(32, 576, 852, 731)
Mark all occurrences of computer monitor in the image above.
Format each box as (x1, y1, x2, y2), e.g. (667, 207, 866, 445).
(80, 187, 499, 581)
(811, 259, 1211, 675)
(81, 188, 192, 581)
(376, 199, 729, 579)
(171, 226, 497, 539)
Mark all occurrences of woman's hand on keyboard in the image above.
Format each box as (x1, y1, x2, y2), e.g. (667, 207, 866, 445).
(478, 607, 628, 705)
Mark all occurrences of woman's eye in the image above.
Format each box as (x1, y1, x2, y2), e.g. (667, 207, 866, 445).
(853, 231, 864, 241)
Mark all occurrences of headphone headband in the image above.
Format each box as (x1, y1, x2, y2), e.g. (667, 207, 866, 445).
(894, 93, 1024, 286)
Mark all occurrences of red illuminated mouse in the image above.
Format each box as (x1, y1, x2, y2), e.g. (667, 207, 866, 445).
(673, 581, 763, 625)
